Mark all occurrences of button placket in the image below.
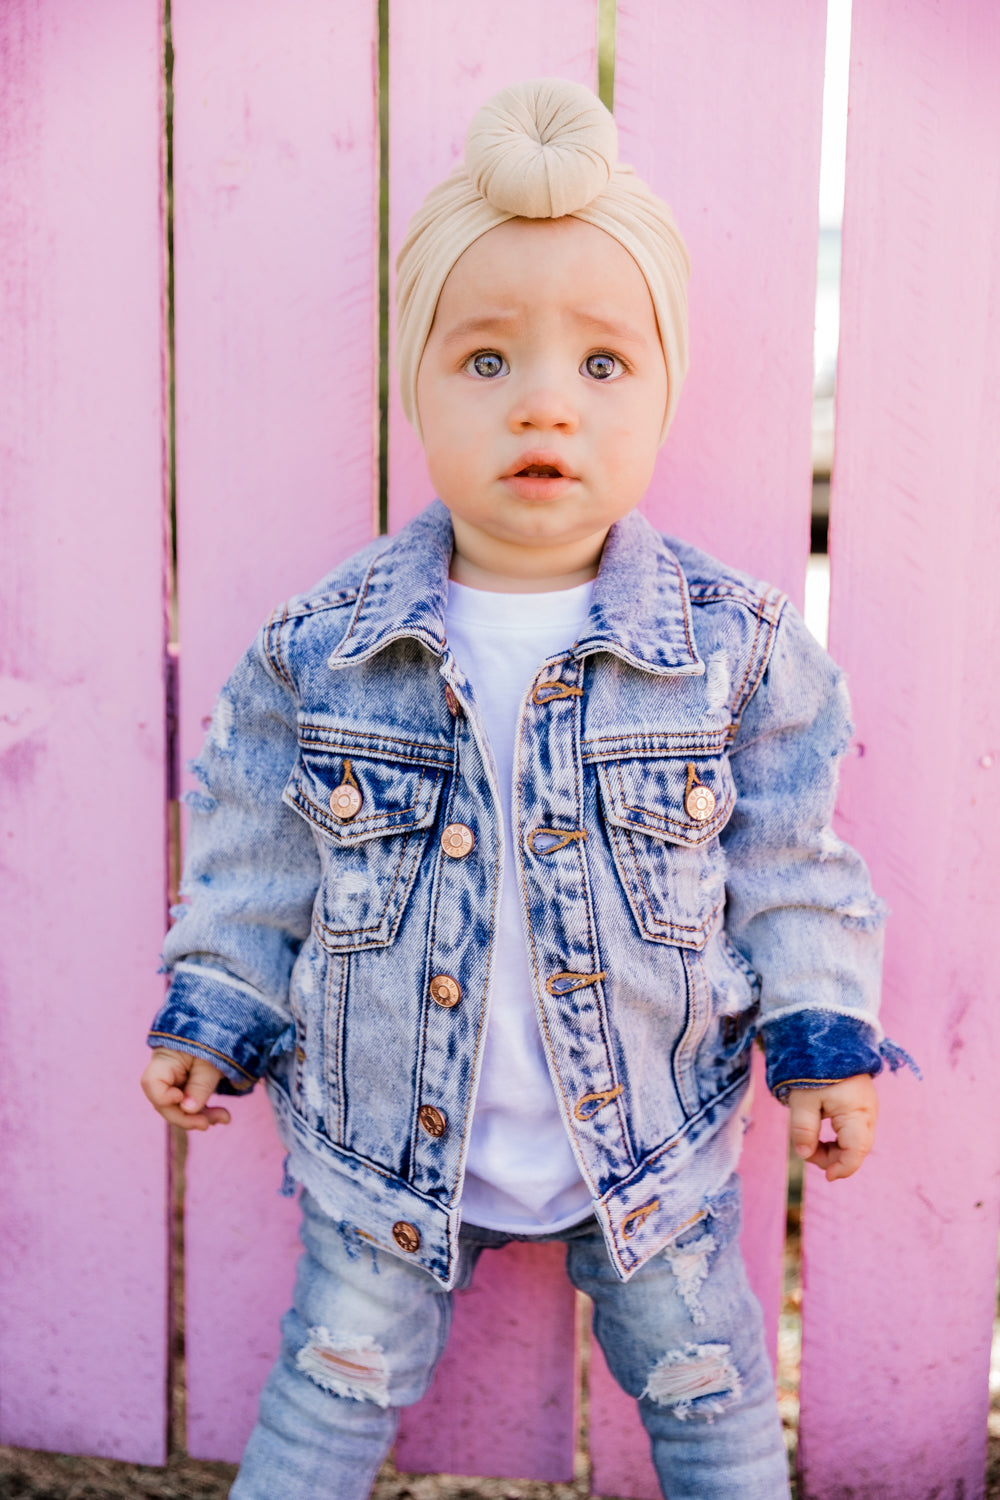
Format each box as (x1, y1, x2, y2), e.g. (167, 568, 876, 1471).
(517, 658, 631, 1185)
(410, 688, 498, 1199)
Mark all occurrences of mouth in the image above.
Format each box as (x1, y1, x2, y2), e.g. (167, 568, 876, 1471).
(502, 452, 576, 483)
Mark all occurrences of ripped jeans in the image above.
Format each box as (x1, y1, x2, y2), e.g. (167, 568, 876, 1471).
(230, 1175, 790, 1500)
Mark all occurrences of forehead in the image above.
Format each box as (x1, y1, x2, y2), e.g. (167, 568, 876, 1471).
(434, 216, 657, 333)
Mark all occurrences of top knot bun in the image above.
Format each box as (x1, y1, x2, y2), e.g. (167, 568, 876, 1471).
(465, 78, 618, 219)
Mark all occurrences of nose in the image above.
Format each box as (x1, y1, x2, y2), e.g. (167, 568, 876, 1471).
(507, 370, 579, 435)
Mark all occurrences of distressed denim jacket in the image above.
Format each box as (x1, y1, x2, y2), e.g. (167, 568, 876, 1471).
(150, 500, 893, 1290)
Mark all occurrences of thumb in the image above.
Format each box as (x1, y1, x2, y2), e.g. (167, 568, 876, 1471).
(180, 1056, 225, 1113)
(788, 1091, 823, 1160)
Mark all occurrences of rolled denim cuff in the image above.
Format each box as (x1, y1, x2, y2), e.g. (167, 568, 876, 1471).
(762, 1009, 885, 1103)
(148, 965, 295, 1096)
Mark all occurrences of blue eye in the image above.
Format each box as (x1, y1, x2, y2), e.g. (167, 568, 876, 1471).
(467, 351, 508, 378)
(583, 352, 623, 380)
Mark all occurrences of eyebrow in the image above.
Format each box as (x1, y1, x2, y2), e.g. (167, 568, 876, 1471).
(440, 308, 650, 347)
(440, 312, 521, 346)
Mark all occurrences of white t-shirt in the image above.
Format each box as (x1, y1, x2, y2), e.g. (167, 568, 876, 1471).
(445, 578, 595, 1233)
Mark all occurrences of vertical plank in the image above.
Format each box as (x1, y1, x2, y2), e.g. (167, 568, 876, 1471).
(388, 3, 599, 1479)
(798, 3, 1000, 1496)
(0, 0, 169, 1461)
(396, 1242, 578, 1481)
(616, 0, 826, 608)
(171, 0, 378, 1459)
(387, 0, 601, 535)
(588, 5, 826, 1492)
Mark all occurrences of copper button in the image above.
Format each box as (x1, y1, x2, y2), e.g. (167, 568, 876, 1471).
(429, 974, 461, 1008)
(444, 684, 462, 717)
(441, 823, 475, 858)
(330, 782, 363, 820)
(392, 1221, 421, 1253)
(418, 1104, 447, 1138)
(685, 784, 716, 822)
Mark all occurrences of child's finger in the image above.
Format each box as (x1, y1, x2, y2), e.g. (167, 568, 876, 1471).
(179, 1057, 227, 1117)
(788, 1093, 823, 1161)
(823, 1111, 873, 1181)
(160, 1101, 231, 1131)
(141, 1052, 191, 1108)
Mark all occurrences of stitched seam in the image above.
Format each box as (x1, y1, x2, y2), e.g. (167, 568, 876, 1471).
(730, 606, 781, 737)
(273, 602, 294, 689)
(298, 726, 454, 756)
(322, 767, 426, 826)
(299, 741, 450, 771)
(284, 587, 360, 619)
(674, 951, 712, 1116)
(619, 826, 718, 937)
(417, 716, 461, 1188)
(583, 730, 730, 749)
(407, 720, 464, 1176)
(338, 554, 379, 650)
(267, 603, 294, 691)
(447, 732, 502, 1207)
(568, 662, 633, 1165)
(261, 607, 293, 692)
(262, 608, 282, 685)
(425, 755, 456, 1199)
(774, 1076, 847, 1089)
(337, 955, 349, 1141)
(728, 603, 765, 720)
(667, 552, 698, 660)
(311, 831, 414, 944)
(289, 783, 434, 836)
(518, 666, 602, 1198)
(610, 760, 730, 840)
(728, 591, 785, 738)
(148, 1031, 255, 1083)
(605, 1069, 751, 1182)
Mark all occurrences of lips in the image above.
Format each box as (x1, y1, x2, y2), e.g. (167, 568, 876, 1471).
(502, 451, 576, 480)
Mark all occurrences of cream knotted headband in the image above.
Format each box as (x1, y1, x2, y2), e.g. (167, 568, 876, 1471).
(395, 77, 691, 445)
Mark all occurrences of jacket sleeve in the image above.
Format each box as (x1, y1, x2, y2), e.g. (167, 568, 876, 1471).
(719, 598, 897, 1101)
(148, 625, 320, 1094)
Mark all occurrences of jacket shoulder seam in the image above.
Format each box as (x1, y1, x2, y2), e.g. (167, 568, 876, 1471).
(725, 590, 788, 736)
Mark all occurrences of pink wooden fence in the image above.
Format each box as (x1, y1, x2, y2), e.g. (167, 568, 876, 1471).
(2, 3, 998, 1496)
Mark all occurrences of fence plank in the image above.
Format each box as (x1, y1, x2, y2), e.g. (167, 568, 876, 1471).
(587, 5, 825, 1493)
(387, 2, 598, 1480)
(396, 1242, 578, 1482)
(798, 4, 1000, 1496)
(0, 0, 169, 1461)
(616, 0, 826, 609)
(171, 0, 379, 1459)
(387, 0, 601, 536)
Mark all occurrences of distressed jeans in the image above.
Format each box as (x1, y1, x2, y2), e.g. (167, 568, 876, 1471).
(230, 1175, 790, 1500)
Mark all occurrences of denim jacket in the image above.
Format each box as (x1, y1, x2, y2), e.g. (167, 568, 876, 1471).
(150, 500, 893, 1289)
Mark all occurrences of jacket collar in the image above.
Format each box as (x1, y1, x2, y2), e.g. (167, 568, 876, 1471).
(328, 499, 704, 677)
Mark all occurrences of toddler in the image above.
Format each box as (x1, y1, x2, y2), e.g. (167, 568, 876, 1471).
(143, 79, 902, 1500)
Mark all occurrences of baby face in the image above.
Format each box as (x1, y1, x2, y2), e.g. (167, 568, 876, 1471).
(415, 216, 668, 585)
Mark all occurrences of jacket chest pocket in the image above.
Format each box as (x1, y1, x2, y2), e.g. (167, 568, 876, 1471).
(283, 743, 446, 952)
(596, 753, 736, 950)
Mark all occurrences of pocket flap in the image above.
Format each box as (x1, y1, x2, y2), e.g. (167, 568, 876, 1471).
(596, 754, 735, 848)
(284, 749, 444, 846)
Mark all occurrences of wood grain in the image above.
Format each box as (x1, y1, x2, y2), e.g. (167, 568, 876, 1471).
(171, 0, 379, 1459)
(799, 3, 1000, 1495)
(0, 0, 170, 1461)
(589, 3, 825, 1489)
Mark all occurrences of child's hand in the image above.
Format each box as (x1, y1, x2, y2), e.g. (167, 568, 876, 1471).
(786, 1074, 878, 1181)
(141, 1047, 231, 1131)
